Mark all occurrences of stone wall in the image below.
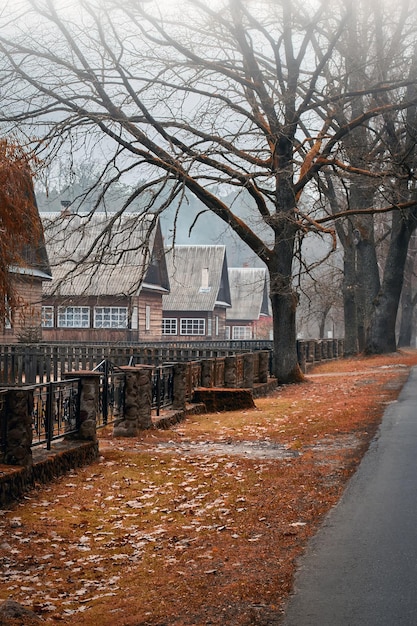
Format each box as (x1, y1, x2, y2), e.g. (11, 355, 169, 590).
(0, 440, 98, 508)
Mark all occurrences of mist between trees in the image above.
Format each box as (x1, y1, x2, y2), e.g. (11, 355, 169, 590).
(0, 0, 417, 382)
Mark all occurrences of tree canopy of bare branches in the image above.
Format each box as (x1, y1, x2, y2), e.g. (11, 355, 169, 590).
(1, 0, 417, 379)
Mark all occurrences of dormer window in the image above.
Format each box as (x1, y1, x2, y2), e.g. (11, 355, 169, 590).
(199, 267, 211, 293)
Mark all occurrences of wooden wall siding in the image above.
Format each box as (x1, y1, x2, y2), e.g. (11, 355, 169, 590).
(214, 307, 227, 340)
(41, 292, 164, 342)
(162, 308, 227, 341)
(41, 327, 141, 343)
(138, 292, 163, 341)
(0, 277, 43, 344)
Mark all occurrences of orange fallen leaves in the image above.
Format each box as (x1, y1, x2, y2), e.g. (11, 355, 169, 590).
(0, 350, 416, 625)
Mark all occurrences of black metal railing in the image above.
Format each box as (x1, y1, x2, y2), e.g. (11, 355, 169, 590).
(152, 365, 174, 416)
(94, 360, 126, 427)
(0, 390, 7, 458)
(32, 379, 80, 450)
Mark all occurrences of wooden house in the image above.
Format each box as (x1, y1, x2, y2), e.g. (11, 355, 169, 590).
(41, 212, 169, 342)
(226, 267, 271, 340)
(162, 245, 231, 340)
(0, 187, 52, 344)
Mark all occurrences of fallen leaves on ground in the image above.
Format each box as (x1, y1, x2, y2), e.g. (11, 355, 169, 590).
(0, 350, 416, 625)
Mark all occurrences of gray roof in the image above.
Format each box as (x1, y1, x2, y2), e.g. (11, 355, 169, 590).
(226, 267, 270, 321)
(162, 245, 231, 311)
(42, 212, 168, 297)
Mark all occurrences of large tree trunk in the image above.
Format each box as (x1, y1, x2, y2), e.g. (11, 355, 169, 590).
(270, 288, 302, 383)
(268, 229, 303, 384)
(366, 212, 415, 354)
(398, 233, 417, 347)
(397, 284, 413, 348)
(353, 209, 381, 352)
(342, 242, 359, 355)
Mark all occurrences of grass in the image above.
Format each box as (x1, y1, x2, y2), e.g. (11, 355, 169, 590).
(0, 349, 416, 625)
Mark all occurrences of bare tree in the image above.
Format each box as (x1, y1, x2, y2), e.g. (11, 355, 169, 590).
(1, 0, 417, 380)
(298, 262, 344, 340)
(313, 0, 417, 354)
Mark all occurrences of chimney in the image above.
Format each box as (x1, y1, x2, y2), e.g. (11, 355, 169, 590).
(60, 200, 71, 217)
(201, 267, 209, 289)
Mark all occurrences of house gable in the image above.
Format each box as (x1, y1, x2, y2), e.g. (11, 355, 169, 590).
(226, 267, 270, 321)
(163, 245, 231, 312)
(40, 212, 168, 342)
(42, 212, 168, 297)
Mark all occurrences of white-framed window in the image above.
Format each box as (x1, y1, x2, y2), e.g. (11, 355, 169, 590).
(215, 315, 219, 336)
(232, 325, 253, 340)
(162, 318, 178, 335)
(131, 306, 138, 330)
(58, 306, 90, 328)
(207, 317, 212, 336)
(94, 306, 128, 328)
(41, 306, 54, 328)
(180, 318, 205, 336)
(225, 325, 231, 340)
(145, 305, 151, 331)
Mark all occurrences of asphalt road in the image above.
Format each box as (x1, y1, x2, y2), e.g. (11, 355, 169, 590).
(282, 366, 417, 626)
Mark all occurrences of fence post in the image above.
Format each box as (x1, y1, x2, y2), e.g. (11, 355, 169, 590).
(173, 362, 188, 410)
(114, 366, 152, 436)
(201, 359, 214, 388)
(243, 353, 254, 388)
(258, 351, 269, 383)
(64, 372, 99, 442)
(297, 341, 307, 372)
(2, 388, 33, 467)
(224, 355, 237, 388)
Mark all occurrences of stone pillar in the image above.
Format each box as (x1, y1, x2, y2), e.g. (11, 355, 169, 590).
(65, 372, 99, 442)
(243, 353, 254, 388)
(297, 341, 307, 372)
(113, 366, 152, 436)
(173, 363, 187, 410)
(258, 351, 269, 383)
(3, 388, 33, 467)
(135, 367, 153, 430)
(201, 359, 215, 388)
(308, 340, 316, 363)
(327, 340, 334, 359)
(224, 355, 237, 388)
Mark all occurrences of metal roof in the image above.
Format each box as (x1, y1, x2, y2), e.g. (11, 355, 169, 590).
(162, 245, 231, 311)
(226, 267, 270, 321)
(42, 212, 165, 297)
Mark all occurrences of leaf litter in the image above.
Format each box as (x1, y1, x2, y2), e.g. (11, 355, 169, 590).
(0, 350, 416, 625)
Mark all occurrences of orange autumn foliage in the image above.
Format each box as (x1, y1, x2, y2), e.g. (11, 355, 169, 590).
(0, 140, 41, 317)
